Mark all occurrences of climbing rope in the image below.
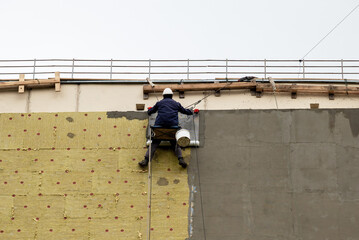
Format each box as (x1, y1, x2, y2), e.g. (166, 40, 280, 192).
(191, 114, 207, 240)
(146, 129, 153, 240)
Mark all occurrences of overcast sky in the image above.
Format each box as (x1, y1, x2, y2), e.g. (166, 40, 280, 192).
(1, 0, 358, 60)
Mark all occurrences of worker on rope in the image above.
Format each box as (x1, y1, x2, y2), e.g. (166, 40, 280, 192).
(139, 88, 193, 168)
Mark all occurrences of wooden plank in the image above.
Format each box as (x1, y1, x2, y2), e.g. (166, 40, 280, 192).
(18, 74, 25, 93)
(0, 79, 58, 89)
(143, 82, 256, 93)
(55, 72, 61, 92)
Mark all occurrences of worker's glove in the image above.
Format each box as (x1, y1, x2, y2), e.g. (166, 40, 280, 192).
(147, 107, 152, 110)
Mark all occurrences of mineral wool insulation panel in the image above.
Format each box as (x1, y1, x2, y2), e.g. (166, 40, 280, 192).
(0, 112, 190, 239)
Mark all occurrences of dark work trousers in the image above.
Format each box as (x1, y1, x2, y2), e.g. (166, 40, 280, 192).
(145, 139, 182, 160)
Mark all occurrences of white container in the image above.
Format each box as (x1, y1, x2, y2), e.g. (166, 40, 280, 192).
(176, 129, 191, 147)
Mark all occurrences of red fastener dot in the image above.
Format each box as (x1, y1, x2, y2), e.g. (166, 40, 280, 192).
(20, 181, 24, 184)
(55, 114, 58, 117)
(167, 215, 170, 218)
(83, 129, 87, 131)
(143, 126, 146, 128)
(121, 229, 124, 232)
(7, 134, 11, 137)
(73, 182, 76, 184)
(21, 114, 24, 117)
(115, 193, 119, 196)
(140, 216, 143, 219)
(150, 228, 154, 231)
(98, 134, 101, 137)
(49, 229, 53, 232)
(4, 182, 7, 184)
(91, 170, 94, 173)
(0, 230, 4, 233)
(37, 133, 40, 136)
(40, 170, 44, 173)
(132, 158, 136, 161)
(9, 117, 13, 120)
(88, 217, 91, 220)
(82, 159, 86, 162)
(116, 169, 120, 172)
(50, 159, 54, 162)
(97, 159, 101, 162)
(56, 182, 60, 184)
(47, 205, 51, 208)
(98, 204, 102, 207)
(115, 216, 118, 220)
(34, 159, 38, 162)
(84, 113, 88, 116)
(17, 229, 21, 232)
(67, 148, 70, 150)
(83, 205, 87, 208)
(166, 192, 170, 195)
(11, 217, 14, 220)
(64, 217, 67, 220)
(38, 117, 41, 120)
(109, 147, 113, 150)
(28, 148, 31, 151)
(130, 205, 134, 208)
(28, 114, 31, 117)
(38, 193, 42, 196)
(65, 170, 69, 173)
(12, 194, 16, 197)
(90, 193, 94, 196)
(167, 168, 171, 171)
(114, 125, 117, 128)
(23, 129, 27, 132)
(117, 147, 121, 150)
(0, 160, 2, 162)
(72, 229, 75, 232)
(24, 205, 27, 208)
(16, 148, 20, 151)
(127, 134, 131, 136)
(170, 228, 173, 231)
(64, 194, 67, 197)
(105, 229, 109, 232)
(108, 181, 111, 184)
(183, 203, 187, 206)
(36, 217, 39, 220)
(82, 147, 86, 150)
(98, 117, 101, 120)
(124, 180, 128, 183)
(53, 126, 57, 129)
(52, 147, 55, 150)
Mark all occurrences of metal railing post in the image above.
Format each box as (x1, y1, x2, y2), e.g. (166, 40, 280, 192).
(148, 59, 151, 80)
(264, 59, 267, 79)
(110, 59, 113, 80)
(226, 59, 228, 81)
(302, 60, 305, 78)
(71, 58, 75, 79)
(187, 59, 190, 81)
(33, 59, 36, 79)
(341, 59, 344, 79)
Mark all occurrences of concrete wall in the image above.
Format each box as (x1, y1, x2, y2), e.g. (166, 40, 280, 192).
(188, 109, 359, 240)
(1, 84, 359, 113)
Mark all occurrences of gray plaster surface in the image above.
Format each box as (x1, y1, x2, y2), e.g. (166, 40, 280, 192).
(188, 109, 359, 240)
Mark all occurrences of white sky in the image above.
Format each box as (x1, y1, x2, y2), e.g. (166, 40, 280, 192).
(0, 0, 358, 60)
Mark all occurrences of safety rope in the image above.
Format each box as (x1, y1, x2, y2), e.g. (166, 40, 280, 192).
(191, 114, 207, 240)
(146, 129, 153, 240)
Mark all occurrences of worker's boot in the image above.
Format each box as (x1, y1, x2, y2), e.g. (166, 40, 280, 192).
(178, 157, 187, 168)
(138, 157, 149, 167)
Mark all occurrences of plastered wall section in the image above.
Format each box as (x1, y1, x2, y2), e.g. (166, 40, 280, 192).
(1, 84, 359, 113)
(0, 112, 190, 239)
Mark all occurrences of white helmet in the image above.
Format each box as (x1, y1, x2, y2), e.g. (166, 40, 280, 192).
(162, 88, 173, 95)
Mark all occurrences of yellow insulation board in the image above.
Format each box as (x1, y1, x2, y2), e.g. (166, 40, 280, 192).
(0, 112, 190, 239)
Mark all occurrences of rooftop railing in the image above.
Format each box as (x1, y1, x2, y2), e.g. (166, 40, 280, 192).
(0, 59, 359, 83)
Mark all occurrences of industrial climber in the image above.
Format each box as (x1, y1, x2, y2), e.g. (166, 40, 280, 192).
(139, 88, 193, 168)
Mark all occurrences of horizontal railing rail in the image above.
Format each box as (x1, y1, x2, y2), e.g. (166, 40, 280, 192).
(0, 59, 358, 83)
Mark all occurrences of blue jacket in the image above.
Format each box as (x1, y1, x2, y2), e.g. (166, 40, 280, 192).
(148, 98, 193, 127)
